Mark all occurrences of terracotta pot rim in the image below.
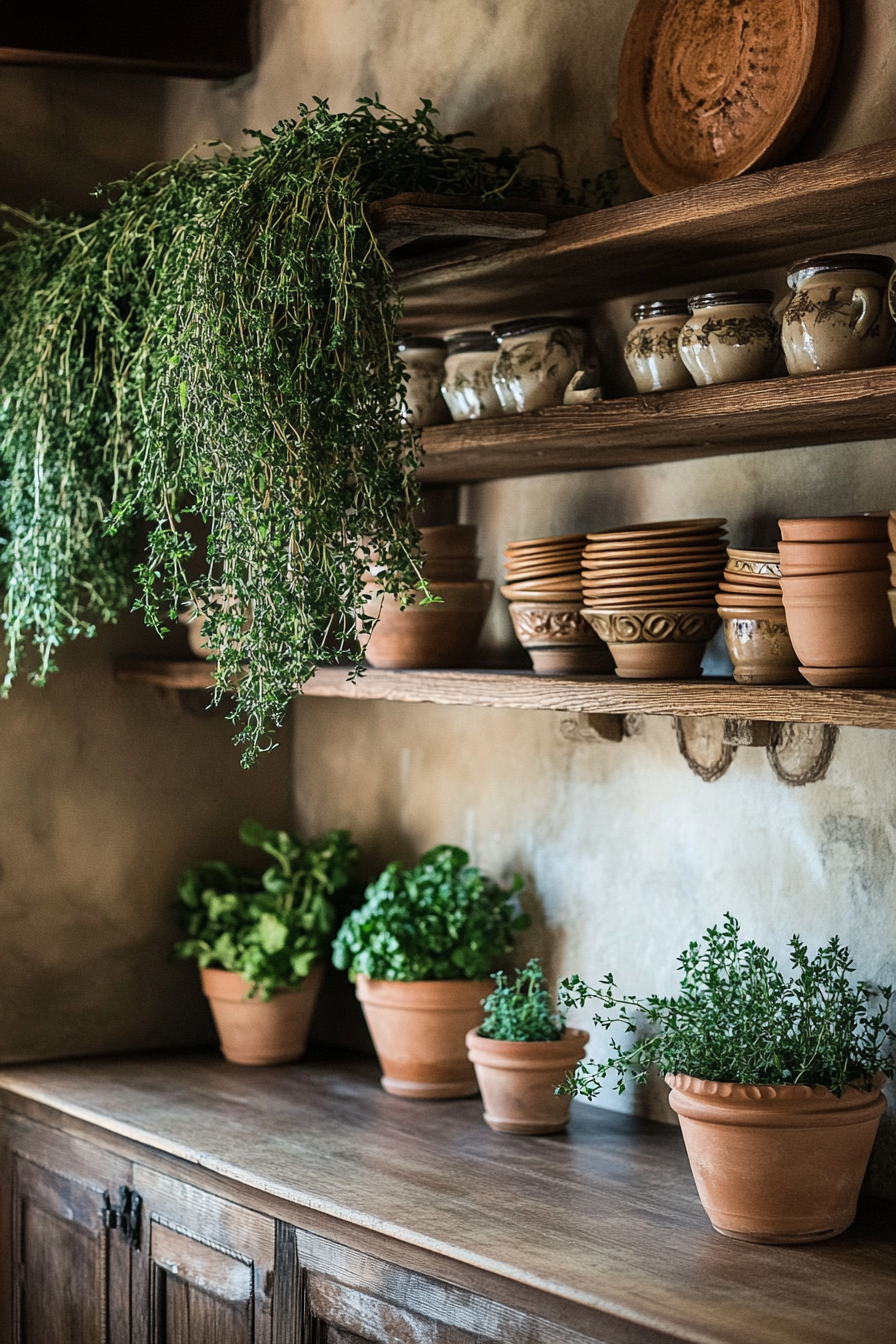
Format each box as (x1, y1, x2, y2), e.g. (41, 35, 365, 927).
(666, 1070, 887, 1115)
(718, 606, 786, 618)
(355, 975, 491, 1008)
(200, 962, 323, 1002)
(466, 1027, 589, 1069)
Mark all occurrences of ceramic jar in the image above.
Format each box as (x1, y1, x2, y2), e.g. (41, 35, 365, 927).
(491, 317, 588, 413)
(777, 253, 895, 376)
(441, 331, 502, 421)
(624, 300, 694, 393)
(718, 608, 801, 685)
(678, 290, 778, 386)
(397, 336, 450, 427)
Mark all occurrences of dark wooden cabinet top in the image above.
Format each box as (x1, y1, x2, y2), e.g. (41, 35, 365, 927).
(0, 1052, 893, 1344)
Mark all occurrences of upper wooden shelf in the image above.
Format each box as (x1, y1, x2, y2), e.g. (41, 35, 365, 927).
(398, 138, 896, 331)
(114, 659, 896, 730)
(418, 365, 896, 482)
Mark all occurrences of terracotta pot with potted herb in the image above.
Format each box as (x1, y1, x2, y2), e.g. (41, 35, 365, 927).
(332, 845, 529, 1098)
(176, 821, 357, 1065)
(466, 959, 589, 1134)
(560, 915, 895, 1244)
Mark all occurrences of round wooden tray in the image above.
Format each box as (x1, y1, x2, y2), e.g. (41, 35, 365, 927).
(618, 0, 841, 196)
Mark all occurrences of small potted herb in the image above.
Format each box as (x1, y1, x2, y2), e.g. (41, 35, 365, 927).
(177, 821, 357, 1065)
(466, 959, 589, 1134)
(560, 915, 896, 1243)
(332, 845, 529, 1098)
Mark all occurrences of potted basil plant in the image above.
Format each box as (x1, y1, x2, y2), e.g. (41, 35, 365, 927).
(466, 959, 589, 1134)
(332, 845, 529, 1098)
(560, 915, 896, 1243)
(176, 821, 357, 1065)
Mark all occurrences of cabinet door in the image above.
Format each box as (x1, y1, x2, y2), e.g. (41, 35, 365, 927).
(133, 1165, 276, 1344)
(2, 1123, 133, 1344)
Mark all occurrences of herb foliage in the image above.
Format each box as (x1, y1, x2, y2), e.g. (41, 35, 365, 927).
(331, 843, 529, 982)
(479, 958, 564, 1042)
(176, 819, 357, 998)
(560, 915, 896, 1097)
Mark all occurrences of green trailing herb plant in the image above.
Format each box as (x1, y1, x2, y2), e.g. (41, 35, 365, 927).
(479, 958, 564, 1042)
(0, 98, 618, 762)
(176, 819, 357, 998)
(559, 914, 896, 1098)
(331, 843, 529, 982)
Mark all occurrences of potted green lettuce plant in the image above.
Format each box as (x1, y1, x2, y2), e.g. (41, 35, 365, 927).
(465, 959, 589, 1134)
(177, 820, 357, 1064)
(331, 844, 529, 1098)
(560, 915, 896, 1243)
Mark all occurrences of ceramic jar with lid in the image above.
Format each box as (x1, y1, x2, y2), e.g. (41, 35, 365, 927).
(777, 253, 895, 376)
(624, 300, 694, 393)
(678, 290, 779, 386)
(441, 331, 503, 421)
(397, 336, 450, 427)
(491, 317, 588, 413)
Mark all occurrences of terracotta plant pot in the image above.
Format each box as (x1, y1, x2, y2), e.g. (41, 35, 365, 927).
(465, 1028, 589, 1134)
(778, 539, 890, 575)
(361, 581, 493, 669)
(667, 1072, 887, 1244)
(355, 976, 489, 1098)
(200, 962, 324, 1066)
(778, 515, 889, 544)
(780, 568, 896, 668)
(718, 606, 802, 684)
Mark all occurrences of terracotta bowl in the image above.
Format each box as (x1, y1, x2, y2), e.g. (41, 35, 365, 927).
(506, 599, 613, 676)
(778, 539, 890, 575)
(778, 515, 889, 544)
(419, 524, 478, 557)
(715, 590, 787, 608)
(581, 607, 719, 679)
(726, 548, 781, 576)
(718, 606, 802, 685)
(780, 569, 896, 668)
(361, 581, 493, 668)
(717, 580, 783, 598)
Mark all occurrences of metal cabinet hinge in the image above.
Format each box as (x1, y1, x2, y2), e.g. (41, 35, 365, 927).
(102, 1185, 142, 1249)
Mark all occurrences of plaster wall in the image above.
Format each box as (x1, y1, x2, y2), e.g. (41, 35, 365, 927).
(162, 0, 896, 1194)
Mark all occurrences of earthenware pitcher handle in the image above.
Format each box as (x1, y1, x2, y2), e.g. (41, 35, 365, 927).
(851, 285, 881, 339)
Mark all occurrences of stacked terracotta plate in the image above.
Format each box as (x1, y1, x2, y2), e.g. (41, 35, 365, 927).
(580, 519, 727, 678)
(715, 549, 800, 684)
(778, 514, 896, 686)
(500, 533, 611, 675)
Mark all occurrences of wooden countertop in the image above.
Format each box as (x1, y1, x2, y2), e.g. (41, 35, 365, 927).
(0, 1051, 893, 1344)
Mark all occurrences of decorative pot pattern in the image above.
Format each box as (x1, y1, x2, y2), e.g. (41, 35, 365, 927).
(398, 337, 450, 427)
(624, 300, 694, 393)
(200, 963, 324, 1066)
(678, 290, 778, 386)
(491, 318, 587, 414)
(465, 1028, 589, 1134)
(667, 1072, 887, 1243)
(355, 976, 488, 1098)
(441, 332, 503, 421)
(585, 608, 719, 644)
(778, 253, 895, 376)
(507, 599, 613, 675)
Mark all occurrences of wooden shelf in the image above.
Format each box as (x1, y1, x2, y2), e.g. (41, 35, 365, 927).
(419, 365, 896, 482)
(113, 660, 896, 730)
(398, 138, 896, 330)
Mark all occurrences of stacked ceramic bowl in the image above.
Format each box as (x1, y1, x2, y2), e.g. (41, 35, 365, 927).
(716, 549, 801, 684)
(362, 525, 492, 669)
(580, 519, 727, 678)
(778, 515, 896, 686)
(500, 533, 611, 675)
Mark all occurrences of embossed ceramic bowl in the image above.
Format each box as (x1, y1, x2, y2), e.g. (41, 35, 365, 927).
(718, 606, 802, 685)
(503, 592, 612, 676)
(581, 607, 719, 679)
(725, 548, 782, 580)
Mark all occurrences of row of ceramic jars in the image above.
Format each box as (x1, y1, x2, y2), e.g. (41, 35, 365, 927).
(624, 252, 895, 393)
(400, 317, 601, 426)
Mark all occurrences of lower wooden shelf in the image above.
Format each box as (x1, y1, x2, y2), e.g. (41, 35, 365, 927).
(114, 659, 896, 729)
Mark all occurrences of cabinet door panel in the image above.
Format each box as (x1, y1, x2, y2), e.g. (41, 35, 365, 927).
(134, 1164, 275, 1344)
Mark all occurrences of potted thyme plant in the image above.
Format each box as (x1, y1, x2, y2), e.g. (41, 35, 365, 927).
(465, 959, 589, 1134)
(560, 915, 896, 1243)
(177, 821, 357, 1065)
(331, 844, 529, 1098)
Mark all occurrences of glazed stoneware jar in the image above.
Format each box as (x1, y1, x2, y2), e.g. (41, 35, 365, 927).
(777, 253, 895, 376)
(678, 290, 779, 386)
(441, 331, 503, 421)
(624, 299, 694, 393)
(397, 336, 450, 427)
(491, 317, 588, 413)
